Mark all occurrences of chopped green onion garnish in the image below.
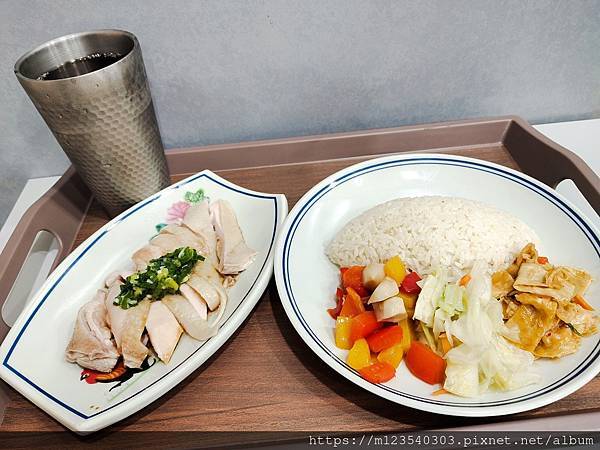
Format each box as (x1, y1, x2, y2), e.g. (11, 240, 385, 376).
(114, 247, 204, 309)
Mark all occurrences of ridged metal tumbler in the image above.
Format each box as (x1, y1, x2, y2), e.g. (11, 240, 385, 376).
(14, 29, 170, 217)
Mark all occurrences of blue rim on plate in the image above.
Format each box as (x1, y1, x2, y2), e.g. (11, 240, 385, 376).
(277, 154, 600, 412)
(2, 172, 280, 420)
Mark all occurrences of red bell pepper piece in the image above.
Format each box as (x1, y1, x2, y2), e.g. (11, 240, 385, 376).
(327, 287, 345, 319)
(400, 271, 422, 295)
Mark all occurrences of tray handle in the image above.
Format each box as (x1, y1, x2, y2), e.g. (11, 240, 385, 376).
(505, 118, 600, 215)
(0, 168, 91, 343)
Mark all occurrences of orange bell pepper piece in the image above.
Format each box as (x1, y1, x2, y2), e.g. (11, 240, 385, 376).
(349, 311, 381, 343)
(405, 341, 446, 385)
(366, 326, 403, 353)
(339, 287, 366, 318)
(342, 266, 369, 297)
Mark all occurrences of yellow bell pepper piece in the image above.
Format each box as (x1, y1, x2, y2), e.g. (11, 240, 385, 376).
(398, 318, 414, 352)
(335, 316, 353, 350)
(398, 290, 417, 317)
(347, 338, 371, 370)
(384, 256, 406, 284)
(377, 343, 404, 368)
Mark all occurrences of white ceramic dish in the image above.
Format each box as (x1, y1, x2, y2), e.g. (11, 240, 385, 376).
(274, 153, 600, 417)
(0, 170, 287, 433)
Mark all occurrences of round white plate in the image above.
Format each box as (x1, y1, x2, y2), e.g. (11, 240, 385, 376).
(0, 170, 287, 433)
(274, 153, 600, 417)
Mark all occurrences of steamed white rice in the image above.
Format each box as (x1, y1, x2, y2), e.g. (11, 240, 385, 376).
(326, 196, 539, 277)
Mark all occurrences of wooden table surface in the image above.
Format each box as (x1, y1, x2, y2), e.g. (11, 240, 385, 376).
(1, 145, 598, 447)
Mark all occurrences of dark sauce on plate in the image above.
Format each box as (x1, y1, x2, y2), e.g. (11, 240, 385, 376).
(37, 52, 123, 80)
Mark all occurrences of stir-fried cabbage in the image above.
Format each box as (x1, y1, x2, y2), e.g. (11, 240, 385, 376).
(413, 262, 540, 397)
(413, 268, 447, 327)
(435, 283, 465, 344)
(439, 284, 465, 315)
(414, 268, 465, 344)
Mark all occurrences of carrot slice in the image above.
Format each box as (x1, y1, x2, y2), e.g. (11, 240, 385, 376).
(537, 256, 549, 265)
(432, 388, 449, 396)
(574, 294, 594, 311)
(405, 341, 446, 385)
(459, 274, 471, 286)
(359, 361, 396, 383)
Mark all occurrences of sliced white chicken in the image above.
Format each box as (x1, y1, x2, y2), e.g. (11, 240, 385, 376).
(210, 199, 257, 274)
(162, 293, 227, 341)
(104, 281, 128, 348)
(149, 231, 206, 256)
(119, 299, 151, 368)
(104, 280, 151, 368)
(65, 290, 119, 372)
(180, 283, 208, 320)
(160, 224, 210, 257)
(133, 221, 212, 272)
(131, 244, 163, 271)
(159, 224, 184, 235)
(186, 273, 227, 311)
(105, 268, 134, 287)
(146, 301, 183, 363)
(183, 201, 217, 259)
(192, 258, 223, 285)
(149, 233, 185, 254)
(223, 275, 237, 288)
(105, 271, 121, 288)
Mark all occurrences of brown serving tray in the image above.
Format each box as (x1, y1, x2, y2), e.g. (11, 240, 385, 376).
(0, 116, 599, 447)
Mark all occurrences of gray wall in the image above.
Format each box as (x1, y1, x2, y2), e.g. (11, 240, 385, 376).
(1, 0, 600, 225)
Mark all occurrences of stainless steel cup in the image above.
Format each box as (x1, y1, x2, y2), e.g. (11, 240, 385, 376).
(14, 29, 170, 217)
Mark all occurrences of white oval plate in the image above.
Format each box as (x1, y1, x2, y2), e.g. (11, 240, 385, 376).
(0, 170, 287, 433)
(274, 153, 600, 417)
